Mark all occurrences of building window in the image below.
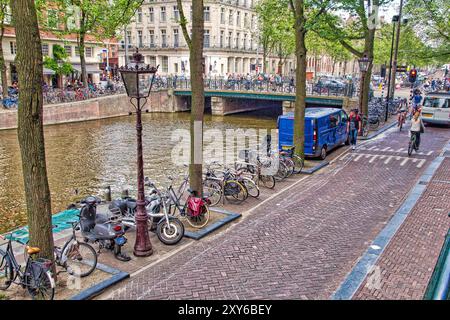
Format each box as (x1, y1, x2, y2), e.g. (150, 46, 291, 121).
(220, 30, 224, 48)
(243, 34, 247, 50)
(75, 46, 80, 56)
(236, 11, 240, 26)
(10, 42, 17, 55)
(162, 56, 168, 73)
(235, 32, 240, 49)
(42, 43, 49, 56)
(127, 31, 131, 46)
(85, 47, 93, 58)
(204, 30, 210, 48)
(137, 30, 143, 48)
(173, 29, 179, 47)
(64, 45, 72, 56)
(244, 13, 248, 28)
(173, 6, 179, 21)
(149, 30, 155, 47)
(174, 62, 179, 73)
(161, 29, 167, 47)
(228, 31, 232, 48)
(160, 6, 166, 22)
(47, 9, 58, 29)
(228, 10, 233, 25)
(204, 6, 210, 21)
(220, 8, 225, 24)
(249, 36, 253, 50)
(148, 55, 156, 67)
(137, 8, 142, 23)
(149, 7, 154, 22)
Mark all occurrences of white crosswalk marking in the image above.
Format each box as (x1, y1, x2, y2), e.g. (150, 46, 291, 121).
(343, 153, 426, 168)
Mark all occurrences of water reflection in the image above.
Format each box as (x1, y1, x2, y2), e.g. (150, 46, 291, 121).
(0, 109, 279, 233)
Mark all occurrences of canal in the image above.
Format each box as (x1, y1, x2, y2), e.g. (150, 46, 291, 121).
(0, 109, 280, 233)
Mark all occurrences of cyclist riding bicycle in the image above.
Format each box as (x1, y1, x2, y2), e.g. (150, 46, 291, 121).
(397, 100, 408, 127)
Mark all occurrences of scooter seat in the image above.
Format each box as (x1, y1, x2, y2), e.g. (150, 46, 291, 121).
(95, 213, 111, 224)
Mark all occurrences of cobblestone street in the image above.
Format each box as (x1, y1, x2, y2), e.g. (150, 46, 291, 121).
(98, 125, 450, 300)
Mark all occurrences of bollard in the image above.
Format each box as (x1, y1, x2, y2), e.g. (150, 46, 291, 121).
(105, 186, 112, 202)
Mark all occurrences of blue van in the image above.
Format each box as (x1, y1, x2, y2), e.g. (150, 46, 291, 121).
(278, 108, 349, 160)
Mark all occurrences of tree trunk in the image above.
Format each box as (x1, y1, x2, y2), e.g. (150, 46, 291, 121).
(0, 26, 7, 98)
(79, 32, 88, 86)
(293, 0, 306, 159)
(188, 0, 204, 196)
(10, 0, 55, 262)
(262, 47, 267, 74)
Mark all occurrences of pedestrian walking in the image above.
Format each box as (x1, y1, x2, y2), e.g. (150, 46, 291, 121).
(410, 110, 425, 151)
(347, 109, 362, 150)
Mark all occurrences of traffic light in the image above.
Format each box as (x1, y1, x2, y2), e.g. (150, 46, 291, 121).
(409, 69, 417, 83)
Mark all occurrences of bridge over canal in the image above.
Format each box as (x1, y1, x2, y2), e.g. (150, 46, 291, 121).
(171, 88, 358, 115)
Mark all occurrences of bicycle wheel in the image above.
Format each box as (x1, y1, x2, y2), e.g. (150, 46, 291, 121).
(0, 250, 13, 290)
(283, 158, 295, 177)
(25, 262, 55, 300)
(259, 175, 276, 189)
(186, 204, 210, 229)
(241, 178, 260, 198)
(291, 155, 304, 174)
(274, 161, 288, 181)
(224, 180, 247, 203)
(203, 179, 222, 207)
(63, 242, 97, 278)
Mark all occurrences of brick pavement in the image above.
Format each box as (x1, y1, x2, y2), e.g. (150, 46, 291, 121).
(354, 156, 450, 300)
(98, 126, 450, 300)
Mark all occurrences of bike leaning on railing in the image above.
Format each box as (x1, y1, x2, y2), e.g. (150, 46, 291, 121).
(0, 233, 55, 300)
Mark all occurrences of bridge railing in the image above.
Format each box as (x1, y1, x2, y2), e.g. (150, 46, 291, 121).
(155, 77, 356, 98)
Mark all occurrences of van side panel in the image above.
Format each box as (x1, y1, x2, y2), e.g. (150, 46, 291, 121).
(278, 117, 315, 155)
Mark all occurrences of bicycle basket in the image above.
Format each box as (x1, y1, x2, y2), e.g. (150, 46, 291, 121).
(187, 197, 205, 217)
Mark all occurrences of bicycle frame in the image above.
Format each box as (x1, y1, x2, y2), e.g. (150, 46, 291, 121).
(1, 235, 32, 284)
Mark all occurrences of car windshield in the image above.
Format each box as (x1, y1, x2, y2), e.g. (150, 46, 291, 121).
(423, 97, 449, 108)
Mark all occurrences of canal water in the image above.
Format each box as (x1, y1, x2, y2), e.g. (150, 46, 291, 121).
(0, 109, 280, 233)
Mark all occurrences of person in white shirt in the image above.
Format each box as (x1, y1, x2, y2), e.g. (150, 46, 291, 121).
(410, 111, 424, 150)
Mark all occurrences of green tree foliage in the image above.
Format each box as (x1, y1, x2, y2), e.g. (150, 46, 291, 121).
(43, 44, 73, 76)
(44, 0, 145, 85)
(404, 0, 449, 46)
(255, 0, 295, 73)
(0, 0, 10, 97)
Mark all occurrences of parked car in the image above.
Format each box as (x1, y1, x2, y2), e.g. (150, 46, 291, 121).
(313, 79, 346, 94)
(421, 92, 450, 125)
(278, 107, 350, 160)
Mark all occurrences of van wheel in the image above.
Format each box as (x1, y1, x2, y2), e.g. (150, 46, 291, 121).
(320, 146, 327, 160)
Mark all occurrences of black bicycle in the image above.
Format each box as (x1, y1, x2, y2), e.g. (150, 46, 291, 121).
(0, 234, 55, 300)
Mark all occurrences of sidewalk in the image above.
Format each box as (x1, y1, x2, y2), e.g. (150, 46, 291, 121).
(354, 156, 450, 300)
(96, 125, 450, 300)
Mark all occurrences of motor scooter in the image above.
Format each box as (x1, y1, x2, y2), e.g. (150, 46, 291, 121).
(108, 179, 184, 246)
(78, 196, 131, 262)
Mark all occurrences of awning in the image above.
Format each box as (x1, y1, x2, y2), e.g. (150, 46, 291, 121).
(43, 68, 56, 75)
(71, 64, 102, 74)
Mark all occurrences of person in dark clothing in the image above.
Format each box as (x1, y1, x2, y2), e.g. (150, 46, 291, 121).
(347, 109, 362, 150)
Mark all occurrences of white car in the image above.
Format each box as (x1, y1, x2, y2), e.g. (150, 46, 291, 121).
(421, 92, 450, 125)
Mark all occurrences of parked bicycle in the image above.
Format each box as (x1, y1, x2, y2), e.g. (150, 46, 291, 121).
(23, 221, 97, 278)
(0, 234, 55, 300)
(203, 162, 248, 206)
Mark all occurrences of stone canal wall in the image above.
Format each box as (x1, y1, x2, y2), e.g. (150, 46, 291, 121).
(0, 89, 188, 130)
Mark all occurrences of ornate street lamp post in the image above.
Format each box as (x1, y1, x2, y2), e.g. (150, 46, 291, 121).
(119, 49, 158, 257)
(358, 54, 371, 116)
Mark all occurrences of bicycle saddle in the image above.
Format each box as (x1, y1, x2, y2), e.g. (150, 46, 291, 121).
(26, 246, 41, 255)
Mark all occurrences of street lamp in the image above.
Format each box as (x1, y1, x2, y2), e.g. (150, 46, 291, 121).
(358, 54, 371, 115)
(119, 48, 158, 257)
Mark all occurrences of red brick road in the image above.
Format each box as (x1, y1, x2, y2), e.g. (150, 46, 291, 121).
(355, 157, 450, 300)
(100, 125, 450, 300)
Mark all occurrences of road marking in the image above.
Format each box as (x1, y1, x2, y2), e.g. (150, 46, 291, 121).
(358, 146, 433, 156)
(345, 153, 426, 168)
